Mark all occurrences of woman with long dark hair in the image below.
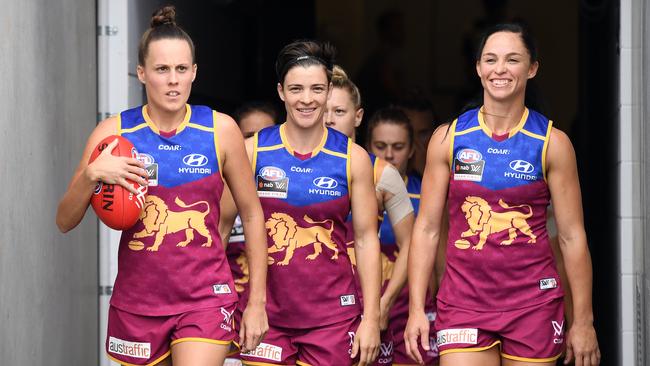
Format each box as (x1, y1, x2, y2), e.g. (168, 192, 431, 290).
(405, 23, 600, 366)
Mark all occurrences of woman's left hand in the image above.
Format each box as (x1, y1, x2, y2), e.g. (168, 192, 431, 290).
(239, 302, 268, 353)
(564, 322, 600, 366)
(351, 317, 380, 365)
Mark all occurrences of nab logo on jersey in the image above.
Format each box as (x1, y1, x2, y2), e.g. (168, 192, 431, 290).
(183, 154, 209, 167)
(313, 176, 338, 189)
(260, 166, 286, 181)
(454, 148, 485, 182)
(258, 166, 289, 199)
(509, 160, 534, 173)
(457, 149, 482, 163)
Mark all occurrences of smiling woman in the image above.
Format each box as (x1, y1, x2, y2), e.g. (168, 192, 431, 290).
(405, 23, 601, 366)
(56, 5, 269, 366)
(218, 40, 382, 366)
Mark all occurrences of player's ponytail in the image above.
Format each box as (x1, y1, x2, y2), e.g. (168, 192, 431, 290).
(331, 65, 362, 109)
(138, 5, 195, 66)
(150, 6, 176, 27)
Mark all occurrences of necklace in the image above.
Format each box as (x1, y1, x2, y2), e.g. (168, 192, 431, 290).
(479, 108, 512, 119)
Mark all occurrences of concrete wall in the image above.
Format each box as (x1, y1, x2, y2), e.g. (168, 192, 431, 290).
(619, 0, 645, 364)
(0, 1, 98, 365)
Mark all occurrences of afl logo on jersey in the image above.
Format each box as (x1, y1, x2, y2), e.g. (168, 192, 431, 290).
(456, 149, 483, 163)
(183, 154, 209, 167)
(259, 166, 286, 181)
(454, 148, 485, 182)
(509, 160, 534, 174)
(137, 153, 155, 165)
(313, 176, 338, 189)
(257, 166, 289, 199)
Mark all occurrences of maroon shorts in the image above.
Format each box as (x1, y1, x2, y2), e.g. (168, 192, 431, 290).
(390, 303, 438, 365)
(106, 303, 238, 365)
(370, 310, 438, 366)
(370, 329, 395, 365)
(240, 316, 361, 365)
(435, 297, 564, 362)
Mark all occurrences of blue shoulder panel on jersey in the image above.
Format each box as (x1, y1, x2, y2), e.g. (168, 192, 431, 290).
(368, 153, 377, 166)
(189, 105, 213, 127)
(455, 108, 480, 132)
(120, 106, 146, 129)
(522, 109, 550, 137)
(257, 125, 283, 147)
(322, 127, 349, 153)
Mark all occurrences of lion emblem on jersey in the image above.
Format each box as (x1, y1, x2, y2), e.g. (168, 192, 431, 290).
(458, 196, 536, 251)
(128, 195, 212, 252)
(234, 253, 249, 293)
(265, 213, 339, 266)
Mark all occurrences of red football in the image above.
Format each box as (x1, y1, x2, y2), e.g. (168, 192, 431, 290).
(88, 135, 147, 230)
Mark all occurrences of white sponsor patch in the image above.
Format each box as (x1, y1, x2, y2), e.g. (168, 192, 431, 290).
(223, 358, 243, 366)
(454, 148, 485, 181)
(213, 284, 232, 294)
(108, 336, 151, 359)
(241, 343, 282, 361)
(340, 294, 356, 306)
(539, 278, 558, 290)
(436, 328, 478, 346)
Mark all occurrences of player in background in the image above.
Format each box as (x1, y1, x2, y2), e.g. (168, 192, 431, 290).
(392, 89, 439, 177)
(367, 107, 440, 365)
(233, 101, 279, 139)
(222, 101, 277, 366)
(324, 65, 416, 365)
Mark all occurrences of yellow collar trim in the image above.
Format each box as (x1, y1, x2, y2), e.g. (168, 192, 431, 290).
(279, 123, 328, 158)
(142, 104, 192, 135)
(477, 106, 529, 140)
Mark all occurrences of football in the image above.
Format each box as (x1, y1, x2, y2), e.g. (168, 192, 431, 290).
(88, 135, 147, 230)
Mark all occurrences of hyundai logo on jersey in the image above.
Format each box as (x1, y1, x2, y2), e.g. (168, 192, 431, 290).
(509, 160, 534, 173)
(313, 176, 338, 189)
(183, 153, 209, 167)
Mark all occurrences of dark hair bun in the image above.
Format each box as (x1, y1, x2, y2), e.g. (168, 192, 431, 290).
(150, 5, 176, 28)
